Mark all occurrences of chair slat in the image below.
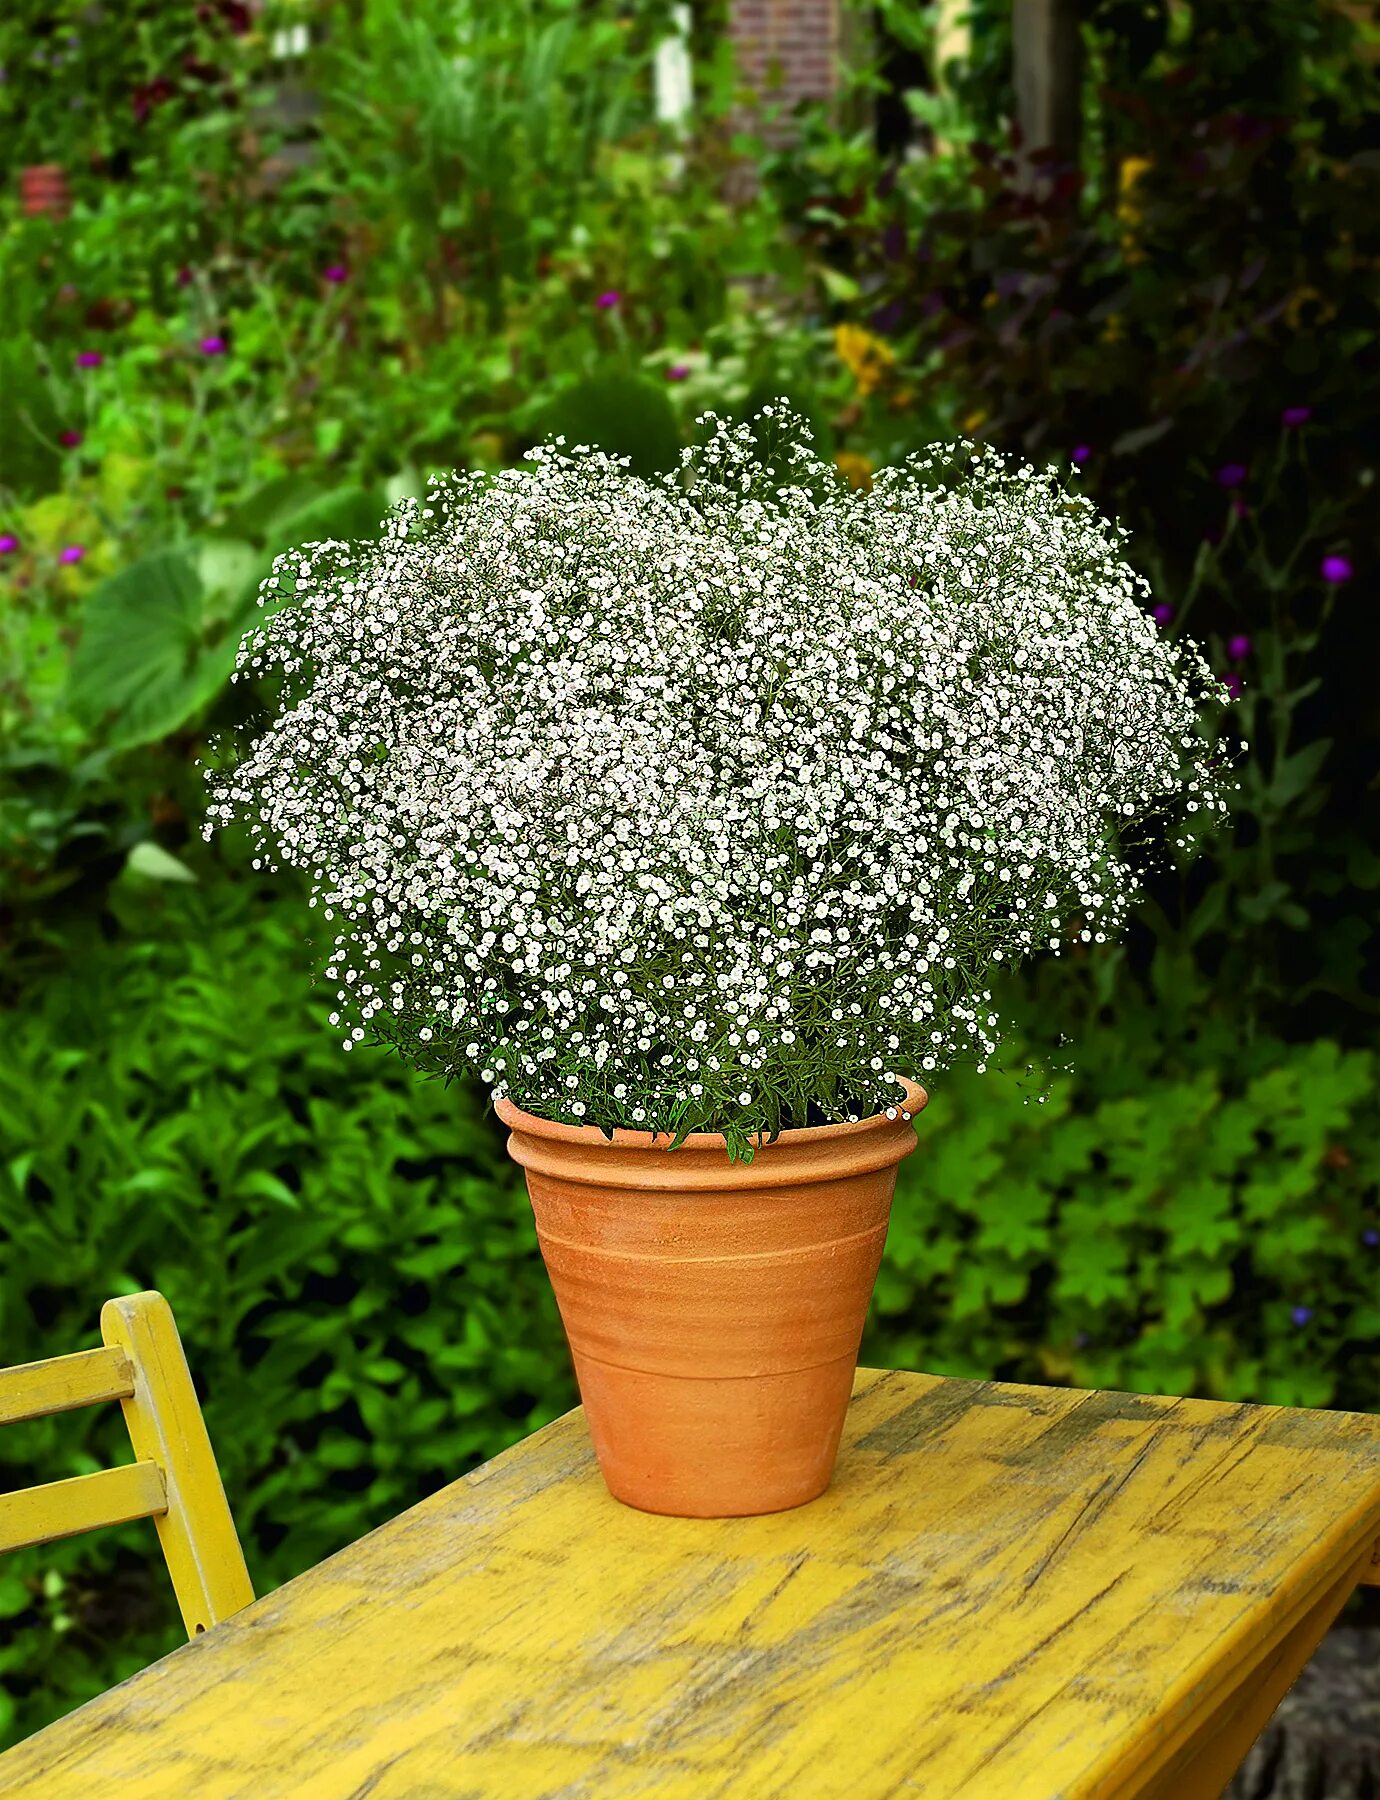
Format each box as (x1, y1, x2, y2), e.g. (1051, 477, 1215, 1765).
(101, 1294, 255, 1635)
(0, 1347, 135, 1427)
(0, 1462, 167, 1554)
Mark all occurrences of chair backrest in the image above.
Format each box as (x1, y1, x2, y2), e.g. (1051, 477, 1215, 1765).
(0, 1291, 254, 1638)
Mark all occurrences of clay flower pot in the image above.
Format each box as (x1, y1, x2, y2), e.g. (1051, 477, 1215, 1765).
(20, 164, 71, 220)
(495, 1078, 926, 1517)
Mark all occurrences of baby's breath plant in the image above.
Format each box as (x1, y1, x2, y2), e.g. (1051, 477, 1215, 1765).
(204, 402, 1232, 1162)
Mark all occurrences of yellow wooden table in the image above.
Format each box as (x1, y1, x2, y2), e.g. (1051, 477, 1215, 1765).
(6, 1368, 1380, 1799)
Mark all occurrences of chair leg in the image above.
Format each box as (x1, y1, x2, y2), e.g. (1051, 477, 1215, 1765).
(1135, 1560, 1363, 1800)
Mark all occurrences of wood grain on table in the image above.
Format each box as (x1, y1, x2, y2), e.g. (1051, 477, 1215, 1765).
(5, 1367, 1380, 1799)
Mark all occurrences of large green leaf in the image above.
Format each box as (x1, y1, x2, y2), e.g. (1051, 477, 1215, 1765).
(67, 551, 240, 751)
(68, 485, 388, 753)
(197, 537, 263, 624)
(223, 475, 326, 544)
(275, 486, 388, 549)
(225, 478, 388, 551)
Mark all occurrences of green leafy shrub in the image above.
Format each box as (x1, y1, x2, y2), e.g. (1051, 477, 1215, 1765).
(531, 367, 686, 476)
(0, 867, 571, 1748)
(867, 1021, 1380, 1411)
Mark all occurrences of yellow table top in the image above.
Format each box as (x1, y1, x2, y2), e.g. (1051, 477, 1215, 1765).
(7, 1367, 1380, 1799)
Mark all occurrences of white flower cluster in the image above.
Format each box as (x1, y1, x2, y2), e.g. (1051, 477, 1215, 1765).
(204, 402, 1230, 1158)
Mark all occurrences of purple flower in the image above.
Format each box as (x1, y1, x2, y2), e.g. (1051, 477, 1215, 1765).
(323, 264, 348, 283)
(59, 429, 83, 448)
(199, 336, 227, 355)
(1215, 462, 1247, 488)
(75, 351, 103, 369)
(1227, 634, 1252, 661)
(0, 534, 18, 554)
(176, 267, 194, 287)
(1222, 673, 1244, 700)
(1364, 1230, 1379, 1248)
(1291, 1305, 1313, 1327)
(665, 364, 690, 382)
(1322, 554, 1353, 584)
(595, 290, 621, 309)
(1152, 603, 1174, 625)
(59, 545, 85, 565)
(1071, 444, 1091, 464)
(1281, 405, 1311, 427)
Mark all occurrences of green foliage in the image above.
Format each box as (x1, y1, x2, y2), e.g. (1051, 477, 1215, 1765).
(866, 1023, 1380, 1411)
(0, 1, 265, 180)
(0, 870, 572, 1748)
(0, 338, 63, 496)
(318, 0, 653, 331)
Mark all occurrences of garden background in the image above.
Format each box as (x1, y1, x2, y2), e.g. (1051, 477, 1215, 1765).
(1, 0, 1377, 1747)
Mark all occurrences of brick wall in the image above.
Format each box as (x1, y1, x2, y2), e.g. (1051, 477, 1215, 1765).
(726, 0, 841, 148)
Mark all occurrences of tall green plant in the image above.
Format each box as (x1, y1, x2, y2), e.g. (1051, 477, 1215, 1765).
(318, 0, 656, 331)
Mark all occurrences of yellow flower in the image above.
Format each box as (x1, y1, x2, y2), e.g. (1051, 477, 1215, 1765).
(1100, 313, 1126, 344)
(1117, 156, 1153, 265)
(1284, 286, 1337, 329)
(834, 451, 874, 491)
(1117, 156, 1152, 217)
(833, 322, 895, 398)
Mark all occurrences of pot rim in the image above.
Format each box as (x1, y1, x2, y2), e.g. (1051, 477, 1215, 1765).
(494, 1075, 927, 1153)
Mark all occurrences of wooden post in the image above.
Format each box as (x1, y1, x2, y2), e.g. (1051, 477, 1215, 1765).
(1012, 0, 1082, 189)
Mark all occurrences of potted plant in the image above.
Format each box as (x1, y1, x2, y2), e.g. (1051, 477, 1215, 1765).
(205, 402, 1230, 1517)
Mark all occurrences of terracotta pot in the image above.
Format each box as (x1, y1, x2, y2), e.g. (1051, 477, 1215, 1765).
(495, 1078, 926, 1518)
(20, 164, 70, 220)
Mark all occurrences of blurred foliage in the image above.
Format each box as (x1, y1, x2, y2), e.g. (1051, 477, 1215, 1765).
(0, 0, 261, 180)
(3, 0, 1379, 1754)
(783, 0, 1380, 1045)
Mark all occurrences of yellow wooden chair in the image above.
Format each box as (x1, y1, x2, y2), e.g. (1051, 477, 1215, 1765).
(0, 1290, 253, 1639)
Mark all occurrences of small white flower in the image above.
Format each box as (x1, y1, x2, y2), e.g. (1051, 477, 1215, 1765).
(205, 401, 1230, 1148)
